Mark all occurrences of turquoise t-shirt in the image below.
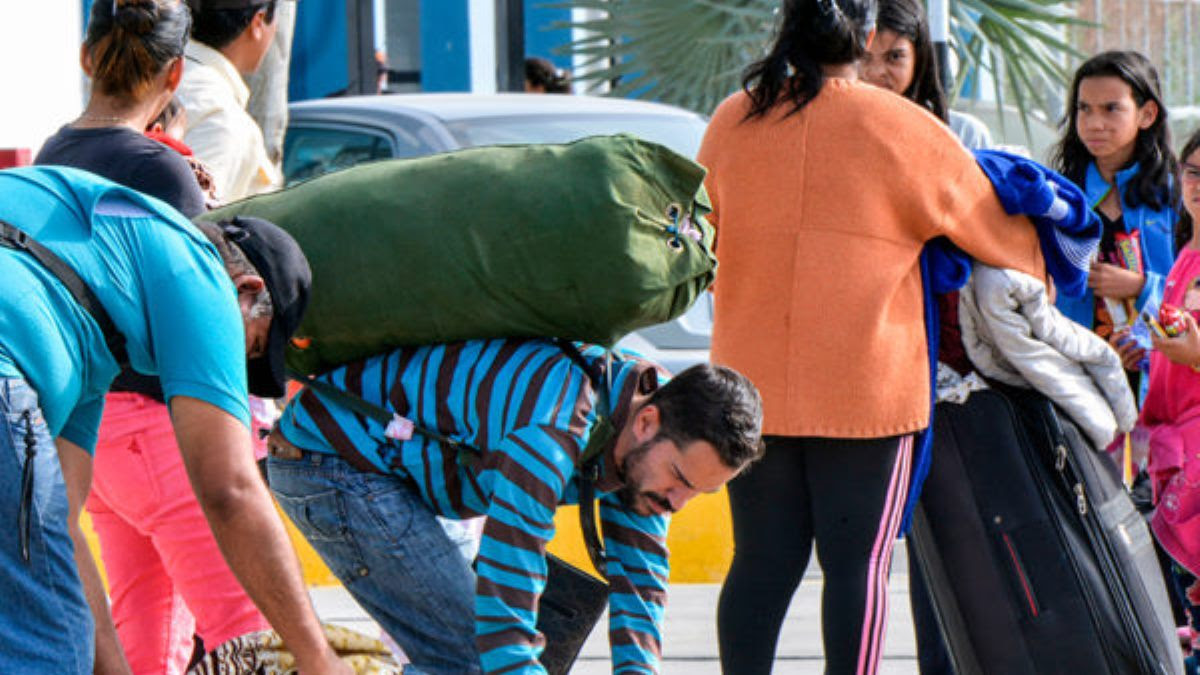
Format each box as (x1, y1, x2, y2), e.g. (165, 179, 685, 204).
(0, 166, 249, 451)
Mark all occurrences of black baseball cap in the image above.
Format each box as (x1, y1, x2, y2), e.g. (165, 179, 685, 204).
(217, 216, 311, 398)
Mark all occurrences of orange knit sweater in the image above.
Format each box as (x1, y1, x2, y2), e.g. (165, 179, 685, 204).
(697, 79, 1046, 438)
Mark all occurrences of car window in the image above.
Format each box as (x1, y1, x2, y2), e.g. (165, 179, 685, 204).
(443, 113, 707, 159)
(282, 126, 395, 186)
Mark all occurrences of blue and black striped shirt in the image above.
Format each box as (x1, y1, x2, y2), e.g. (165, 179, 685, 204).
(278, 338, 670, 673)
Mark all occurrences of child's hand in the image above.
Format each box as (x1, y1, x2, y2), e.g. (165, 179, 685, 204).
(1109, 326, 1147, 372)
(1188, 577, 1200, 607)
(1089, 261, 1145, 300)
(1150, 313, 1200, 368)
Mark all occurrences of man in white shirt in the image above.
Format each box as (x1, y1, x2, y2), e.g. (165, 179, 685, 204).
(179, 0, 283, 201)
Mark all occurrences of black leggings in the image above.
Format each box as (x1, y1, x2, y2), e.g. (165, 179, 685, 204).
(717, 434, 913, 675)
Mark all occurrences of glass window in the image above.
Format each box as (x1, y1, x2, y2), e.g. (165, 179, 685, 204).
(443, 114, 708, 159)
(282, 126, 395, 185)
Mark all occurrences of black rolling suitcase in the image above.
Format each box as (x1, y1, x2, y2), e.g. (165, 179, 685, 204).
(909, 386, 1182, 675)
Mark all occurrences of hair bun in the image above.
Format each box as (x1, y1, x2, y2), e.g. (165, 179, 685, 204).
(813, 0, 846, 33)
(112, 0, 159, 35)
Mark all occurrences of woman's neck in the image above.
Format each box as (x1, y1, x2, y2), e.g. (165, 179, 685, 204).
(74, 95, 159, 131)
(822, 63, 859, 81)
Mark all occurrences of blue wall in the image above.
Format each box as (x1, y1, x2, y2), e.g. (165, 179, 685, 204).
(525, 4, 572, 72)
(420, 0, 470, 92)
(290, 2, 350, 100)
(284, 0, 574, 99)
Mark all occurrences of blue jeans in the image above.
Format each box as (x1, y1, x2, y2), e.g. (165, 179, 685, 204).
(0, 378, 93, 673)
(268, 451, 483, 675)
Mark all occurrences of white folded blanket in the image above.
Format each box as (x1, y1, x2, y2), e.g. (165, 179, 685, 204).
(958, 262, 1137, 448)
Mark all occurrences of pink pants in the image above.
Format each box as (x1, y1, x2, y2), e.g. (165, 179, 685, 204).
(86, 393, 268, 675)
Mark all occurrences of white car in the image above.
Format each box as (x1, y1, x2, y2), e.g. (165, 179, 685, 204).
(282, 93, 714, 373)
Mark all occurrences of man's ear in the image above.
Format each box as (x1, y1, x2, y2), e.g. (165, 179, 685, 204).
(232, 273, 266, 296)
(633, 403, 661, 442)
(249, 8, 269, 40)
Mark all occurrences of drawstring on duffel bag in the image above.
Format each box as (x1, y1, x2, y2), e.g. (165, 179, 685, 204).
(17, 410, 36, 563)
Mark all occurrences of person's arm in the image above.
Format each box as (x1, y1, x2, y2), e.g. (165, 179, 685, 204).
(57, 439, 132, 675)
(935, 157, 1046, 282)
(598, 494, 670, 674)
(474, 428, 578, 674)
(1089, 261, 1148, 303)
(126, 206, 346, 672)
(169, 396, 348, 674)
(130, 147, 208, 218)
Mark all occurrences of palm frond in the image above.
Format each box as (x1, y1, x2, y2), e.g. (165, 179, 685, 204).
(550, 0, 1094, 129)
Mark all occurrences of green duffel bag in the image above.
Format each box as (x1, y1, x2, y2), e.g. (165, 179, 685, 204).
(202, 134, 716, 376)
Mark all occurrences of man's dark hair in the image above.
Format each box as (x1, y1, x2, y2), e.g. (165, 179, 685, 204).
(189, 0, 276, 49)
(647, 363, 764, 469)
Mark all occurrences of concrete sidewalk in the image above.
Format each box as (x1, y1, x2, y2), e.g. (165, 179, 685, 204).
(311, 543, 919, 674)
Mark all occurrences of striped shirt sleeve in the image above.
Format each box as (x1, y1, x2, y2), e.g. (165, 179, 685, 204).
(599, 493, 670, 673)
(474, 424, 578, 674)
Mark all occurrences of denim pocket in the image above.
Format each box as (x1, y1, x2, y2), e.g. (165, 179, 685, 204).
(345, 480, 417, 550)
(274, 489, 350, 543)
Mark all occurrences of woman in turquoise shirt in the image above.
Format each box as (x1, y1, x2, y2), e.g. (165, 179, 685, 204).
(1051, 51, 1179, 395)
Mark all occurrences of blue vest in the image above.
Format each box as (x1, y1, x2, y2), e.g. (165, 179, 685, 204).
(1055, 161, 1176, 326)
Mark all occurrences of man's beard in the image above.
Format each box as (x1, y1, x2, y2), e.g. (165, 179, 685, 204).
(614, 436, 673, 515)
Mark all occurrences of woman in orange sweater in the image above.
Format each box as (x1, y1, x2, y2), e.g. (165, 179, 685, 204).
(697, 0, 1045, 672)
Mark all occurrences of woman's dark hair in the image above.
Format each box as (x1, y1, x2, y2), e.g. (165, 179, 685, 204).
(1175, 129, 1200, 253)
(189, 0, 276, 50)
(84, 0, 191, 99)
(876, 0, 947, 122)
(1050, 51, 1178, 213)
(525, 57, 571, 94)
(742, 0, 877, 119)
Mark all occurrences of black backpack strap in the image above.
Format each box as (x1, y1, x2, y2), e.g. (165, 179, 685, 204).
(291, 371, 481, 472)
(553, 339, 614, 580)
(0, 219, 129, 367)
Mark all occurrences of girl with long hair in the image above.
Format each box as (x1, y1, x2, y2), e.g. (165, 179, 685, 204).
(859, 0, 992, 150)
(698, 0, 1047, 671)
(1051, 51, 1179, 392)
(1131, 128, 1200, 661)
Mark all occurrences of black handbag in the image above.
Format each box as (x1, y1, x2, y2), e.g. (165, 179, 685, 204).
(539, 553, 609, 674)
(295, 340, 617, 673)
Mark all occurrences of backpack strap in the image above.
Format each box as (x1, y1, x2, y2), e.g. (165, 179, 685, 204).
(0, 219, 129, 367)
(553, 339, 614, 580)
(291, 371, 480, 474)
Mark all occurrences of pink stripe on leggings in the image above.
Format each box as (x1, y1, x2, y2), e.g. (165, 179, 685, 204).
(855, 434, 914, 675)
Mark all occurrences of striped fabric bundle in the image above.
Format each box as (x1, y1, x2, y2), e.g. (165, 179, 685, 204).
(187, 623, 400, 674)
